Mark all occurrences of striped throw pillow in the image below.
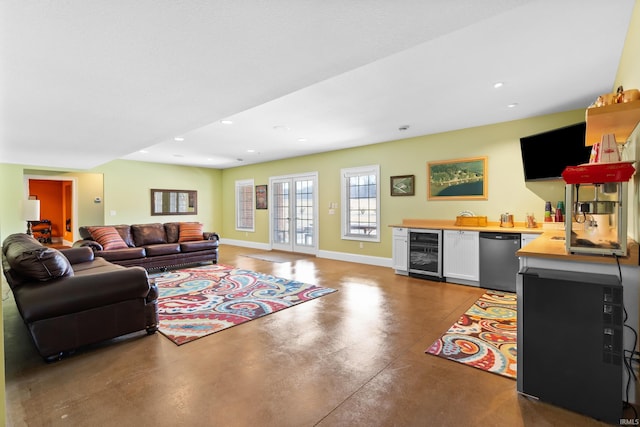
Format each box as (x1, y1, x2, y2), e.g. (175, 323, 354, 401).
(87, 226, 129, 250)
(178, 222, 203, 242)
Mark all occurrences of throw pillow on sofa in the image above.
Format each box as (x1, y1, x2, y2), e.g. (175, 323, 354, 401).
(178, 222, 204, 242)
(87, 226, 129, 250)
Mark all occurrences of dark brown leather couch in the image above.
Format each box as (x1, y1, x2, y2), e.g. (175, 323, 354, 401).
(2, 233, 159, 362)
(73, 222, 219, 270)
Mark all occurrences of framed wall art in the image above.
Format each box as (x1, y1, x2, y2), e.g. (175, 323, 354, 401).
(390, 175, 415, 196)
(255, 185, 268, 209)
(150, 189, 197, 215)
(427, 156, 488, 200)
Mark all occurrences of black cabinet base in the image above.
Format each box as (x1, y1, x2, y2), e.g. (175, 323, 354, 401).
(519, 267, 623, 424)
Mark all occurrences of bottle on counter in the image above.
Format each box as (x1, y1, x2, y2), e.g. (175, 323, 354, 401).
(555, 201, 564, 222)
(544, 201, 553, 222)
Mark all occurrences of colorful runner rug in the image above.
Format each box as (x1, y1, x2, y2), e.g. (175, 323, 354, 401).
(153, 264, 337, 345)
(425, 290, 517, 379)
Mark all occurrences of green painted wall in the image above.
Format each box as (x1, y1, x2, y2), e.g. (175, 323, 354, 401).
(90, 160, 223, 232)
(221, 109, 585, 258)
(0, 161, 223, 244)
(616, 0, 640, 92)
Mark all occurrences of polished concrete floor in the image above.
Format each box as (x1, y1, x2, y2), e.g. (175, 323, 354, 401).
(3, 245, 631, 426)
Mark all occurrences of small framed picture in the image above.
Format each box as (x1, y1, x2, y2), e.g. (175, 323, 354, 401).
(390, 175, 415, 196)
(256, 185, 268, 209)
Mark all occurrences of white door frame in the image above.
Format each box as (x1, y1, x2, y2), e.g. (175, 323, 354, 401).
(269, 172, 318, 255)
(24, 174, 79, 246)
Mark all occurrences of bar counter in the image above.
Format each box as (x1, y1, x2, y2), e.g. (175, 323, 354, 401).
(391, 219, 639, 266)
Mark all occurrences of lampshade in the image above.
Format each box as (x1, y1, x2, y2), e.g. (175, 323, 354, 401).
(22, 199, 40, 221)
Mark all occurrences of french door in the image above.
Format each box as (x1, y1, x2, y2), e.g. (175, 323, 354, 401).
(269, 173, 318, 254)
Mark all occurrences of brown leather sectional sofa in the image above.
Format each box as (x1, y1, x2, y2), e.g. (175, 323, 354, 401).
(2, 233, 159, 362)
(73, 222, 219, 270)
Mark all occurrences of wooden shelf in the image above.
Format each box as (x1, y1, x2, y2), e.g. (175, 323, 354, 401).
(585, 100, 640, 146)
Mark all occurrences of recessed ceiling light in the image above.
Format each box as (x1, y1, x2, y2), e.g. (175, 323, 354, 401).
(507, 103, 518, 108)
(297, 138, 307, 142)
(493, 82, 504, 89)
(174, 137, 185, 141)
(221, 120, 233, 125)
(247, 149, 255, 153)
(139, 150, 149, 154)
(273, 125, 291, 131)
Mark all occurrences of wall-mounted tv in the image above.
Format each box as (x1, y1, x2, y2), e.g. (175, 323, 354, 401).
(520, 122, 591, 181)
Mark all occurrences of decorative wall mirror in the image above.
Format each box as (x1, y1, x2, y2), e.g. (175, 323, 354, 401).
(150, 189, 197, 215)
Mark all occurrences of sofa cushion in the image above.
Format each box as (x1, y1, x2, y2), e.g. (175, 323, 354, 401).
(95, 247, 146, 262)
(87, 226, 129, 250)
(178, 222, 203, 242)
(131, 223, 167, 246)
(3, 234, 73, 282)
(164, 222, 180, 243)
(179, 240, 218, 253)
(144, 243, 180, 257)
(113, 225, 135, 247)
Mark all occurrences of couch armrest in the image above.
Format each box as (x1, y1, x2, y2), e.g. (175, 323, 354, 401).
(60, 247, 94, 265)
(204, 232, 220, 241)
(15, 266, 153, 323)
(72, 239, 103, 252)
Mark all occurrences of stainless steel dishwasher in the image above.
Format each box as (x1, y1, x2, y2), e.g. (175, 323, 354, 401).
(479, 232, 521, 292)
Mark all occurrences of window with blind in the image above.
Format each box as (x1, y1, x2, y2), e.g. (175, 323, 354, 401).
(340, 165, 380, 242)
(235, 179, 255, 231)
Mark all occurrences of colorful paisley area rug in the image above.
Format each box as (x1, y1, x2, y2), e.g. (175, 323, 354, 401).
(425, 290, 517, 379)
(153, 264, 337, 345)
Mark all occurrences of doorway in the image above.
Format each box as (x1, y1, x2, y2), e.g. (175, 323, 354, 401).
(269, 173, 318, 255)
(25, 175, 77, 246)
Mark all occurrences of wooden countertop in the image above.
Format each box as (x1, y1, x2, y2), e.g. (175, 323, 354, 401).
(390, 219, 544, 234)
(391, 219, 639, 266)
(516, 230, 639, 266)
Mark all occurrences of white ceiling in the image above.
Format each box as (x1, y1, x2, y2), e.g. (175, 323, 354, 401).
(0, 0, 635, 170)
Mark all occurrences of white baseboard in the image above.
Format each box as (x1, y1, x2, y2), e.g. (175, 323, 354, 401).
(220, 238, 392, 268)
(220, 238, 271, 251)
(317, 250, 392, 268)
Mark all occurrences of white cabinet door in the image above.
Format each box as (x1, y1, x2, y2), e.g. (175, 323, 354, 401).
(392, 227, 408, 274)
(443, 230, 479, 285)
(520, 233, 540, 248)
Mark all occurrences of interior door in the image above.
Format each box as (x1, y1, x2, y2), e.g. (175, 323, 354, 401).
(270, 173, 317, 254)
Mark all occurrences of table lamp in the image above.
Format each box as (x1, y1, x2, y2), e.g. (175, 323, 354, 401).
(22, 199, 41, 236)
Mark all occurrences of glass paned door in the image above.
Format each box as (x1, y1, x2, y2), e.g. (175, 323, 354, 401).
(270, 173, 317, 254)
(272, 180, 290, 246)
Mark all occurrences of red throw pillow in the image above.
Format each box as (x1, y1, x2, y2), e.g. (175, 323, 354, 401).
(178, 223, 203, 242)
(87, 226, 129, 250)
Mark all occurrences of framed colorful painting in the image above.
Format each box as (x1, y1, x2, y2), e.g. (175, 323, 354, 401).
(427, 156, 487, 200)
(255, 185, 268, 209)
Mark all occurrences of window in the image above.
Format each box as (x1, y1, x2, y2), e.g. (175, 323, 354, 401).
(341, 165, 380, 242)
(236, 179, 255, 231)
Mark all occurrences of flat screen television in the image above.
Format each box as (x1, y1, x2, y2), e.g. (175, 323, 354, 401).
(520, 122, 591, 181)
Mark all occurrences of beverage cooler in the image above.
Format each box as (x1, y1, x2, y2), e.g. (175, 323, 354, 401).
(408, 229, 443, 280)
